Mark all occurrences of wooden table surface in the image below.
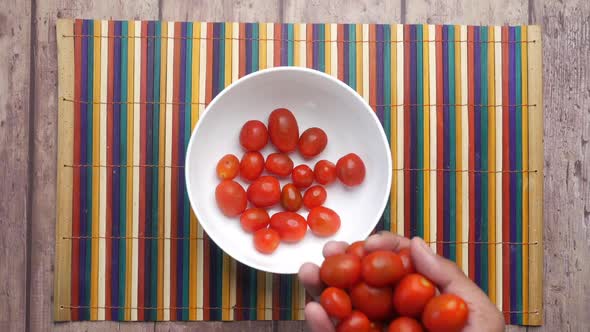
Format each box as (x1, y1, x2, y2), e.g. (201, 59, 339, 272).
(1, 0, 588, 331)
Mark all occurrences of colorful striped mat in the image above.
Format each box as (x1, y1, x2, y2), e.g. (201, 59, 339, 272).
(55, 19, 544, 325)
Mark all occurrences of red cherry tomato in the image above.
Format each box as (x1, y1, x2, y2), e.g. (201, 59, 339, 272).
(320, 254, 361, 289)
(336, 153, 366, 186)
(392, 273, 436, 317)
(350, 282, 394, 321)
(398, 248, 416, 275)
(361, 250, 405, 287)
(253, 228, 280, 254)
(314, 160, 337, 185)
(319, 287, 352, 320)
(422, 294, 469, 332)
(268, 108, 299, 152)
(239, 208, 270, 233)
(307, 206, 341, 237)
(292, 164, 314, 189)
(298, 127, 328, 158)
(269, 212, 307, 243)
(280, 183, 303, 212)
(388, 317, 424, 332)
(369, 321, 384, 332)
(247, 176, 281, 207)
(346, 241, 366, 258)
(216, 154, 240, 180)
(239, 120, 268, 151)
(240, 151, 265, 181)
(303, 185, 327, 209)
(215, 180, 247, 217)
(336, 310, 371, 332)
(265, 153, 294, 177)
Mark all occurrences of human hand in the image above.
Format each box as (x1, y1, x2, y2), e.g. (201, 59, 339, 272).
(298, 232, 505, 332)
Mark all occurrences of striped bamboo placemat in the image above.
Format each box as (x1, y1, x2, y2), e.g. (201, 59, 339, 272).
(55, 19, 544, 324)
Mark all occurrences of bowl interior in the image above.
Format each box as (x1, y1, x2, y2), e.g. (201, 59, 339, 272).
(185, 67, 392, 274)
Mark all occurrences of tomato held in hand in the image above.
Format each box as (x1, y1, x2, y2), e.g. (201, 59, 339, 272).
(336, 153, 366, 186)
(280, 183, 303, 212)
(253, 228, 280, 254)
(398, 248, 416, 275)
(392, 273, 436, 317)
(422, 294, 469, 332)
(320, 287, 352, 320)
(388, 317, 424, 332)
(350, 282, 394, 321)
(303, 185, 327, 209)
(216, 154, 240, 180)
(269, 212, 307, 243)
(215, 180, 247, 217)
(320, 254, 362, 289)
(247, 176, 281, 207)
(298, 127, 328, 158)
(361, 250, 405, 287)
(239, 208, 270, 233)
(239, 120, 268, 151)
(240, 151, 265, 181)
(268, 108, 299, 152)
(265, 153, 294, 177)
(346, 241, 367, 258)
(336, 311, 371, 332)
(292, 164, 314, 189)
(307, 206, 341, 237)
(314, 160, 337, 185)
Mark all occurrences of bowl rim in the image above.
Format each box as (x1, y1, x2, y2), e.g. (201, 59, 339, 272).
(185, 66, 393, 274)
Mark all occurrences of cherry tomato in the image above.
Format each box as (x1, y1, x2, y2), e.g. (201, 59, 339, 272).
(307, 206, 341, 237)
(215, 180, 247, 217)
(314, 160, 337, 185)
(361, 250, 405, 287)
(336, 153, 366, 186)
(303, 185, 327, 209)
(292, 164, 314, 189)
(392, 273, 436, 317)
(240, 151, 265, 181)
(369, 321, 384, 332)
(239, 208, 270, 233)
(280, 183, 303, 212)
(422, 294, 469, 332)
(336, 311, 371, 332)
(398, 248, 416, 275)
(388, 317, 424, 332)
(346, 241, 367, 258)
(265, 152, 294, 177)
(298, 127, 328, 158)
(239, 120, 268, 151)
(269, 212, 307, 243)
(247, 176, 281, 207)
(216, 154, 240, 180)
(253, 228, 280, 254)
(320, 254, 362, 289)
(268, 108, 299, 152)
(350, 282, 394, 321)
(319, 287, 352, 320)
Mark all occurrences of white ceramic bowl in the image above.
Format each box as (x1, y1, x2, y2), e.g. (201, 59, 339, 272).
(185, 67, 392, 274)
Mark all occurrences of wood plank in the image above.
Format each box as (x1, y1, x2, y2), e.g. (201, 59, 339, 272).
(0, 1, 31, 332)
(155, 321, 273, 332)
(30, 1, 158, 331)
(405, 0, 527, 25)
(284, 0, 402, 23)
(530, 0, 590, 331)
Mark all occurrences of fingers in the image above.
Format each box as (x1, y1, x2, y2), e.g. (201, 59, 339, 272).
(323, 241, 349, 257)
(298, 263, 323, 298)
(365, 231, 411, 253)
(304, 302, 335, 332)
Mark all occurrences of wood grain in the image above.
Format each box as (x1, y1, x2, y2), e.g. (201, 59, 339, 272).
(531, 0, 590, 331)
(283, 0, 402, 23)
(0, 1, 31, 332)
(404, 0, 528, 25)
(31, 1, 158, 331)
